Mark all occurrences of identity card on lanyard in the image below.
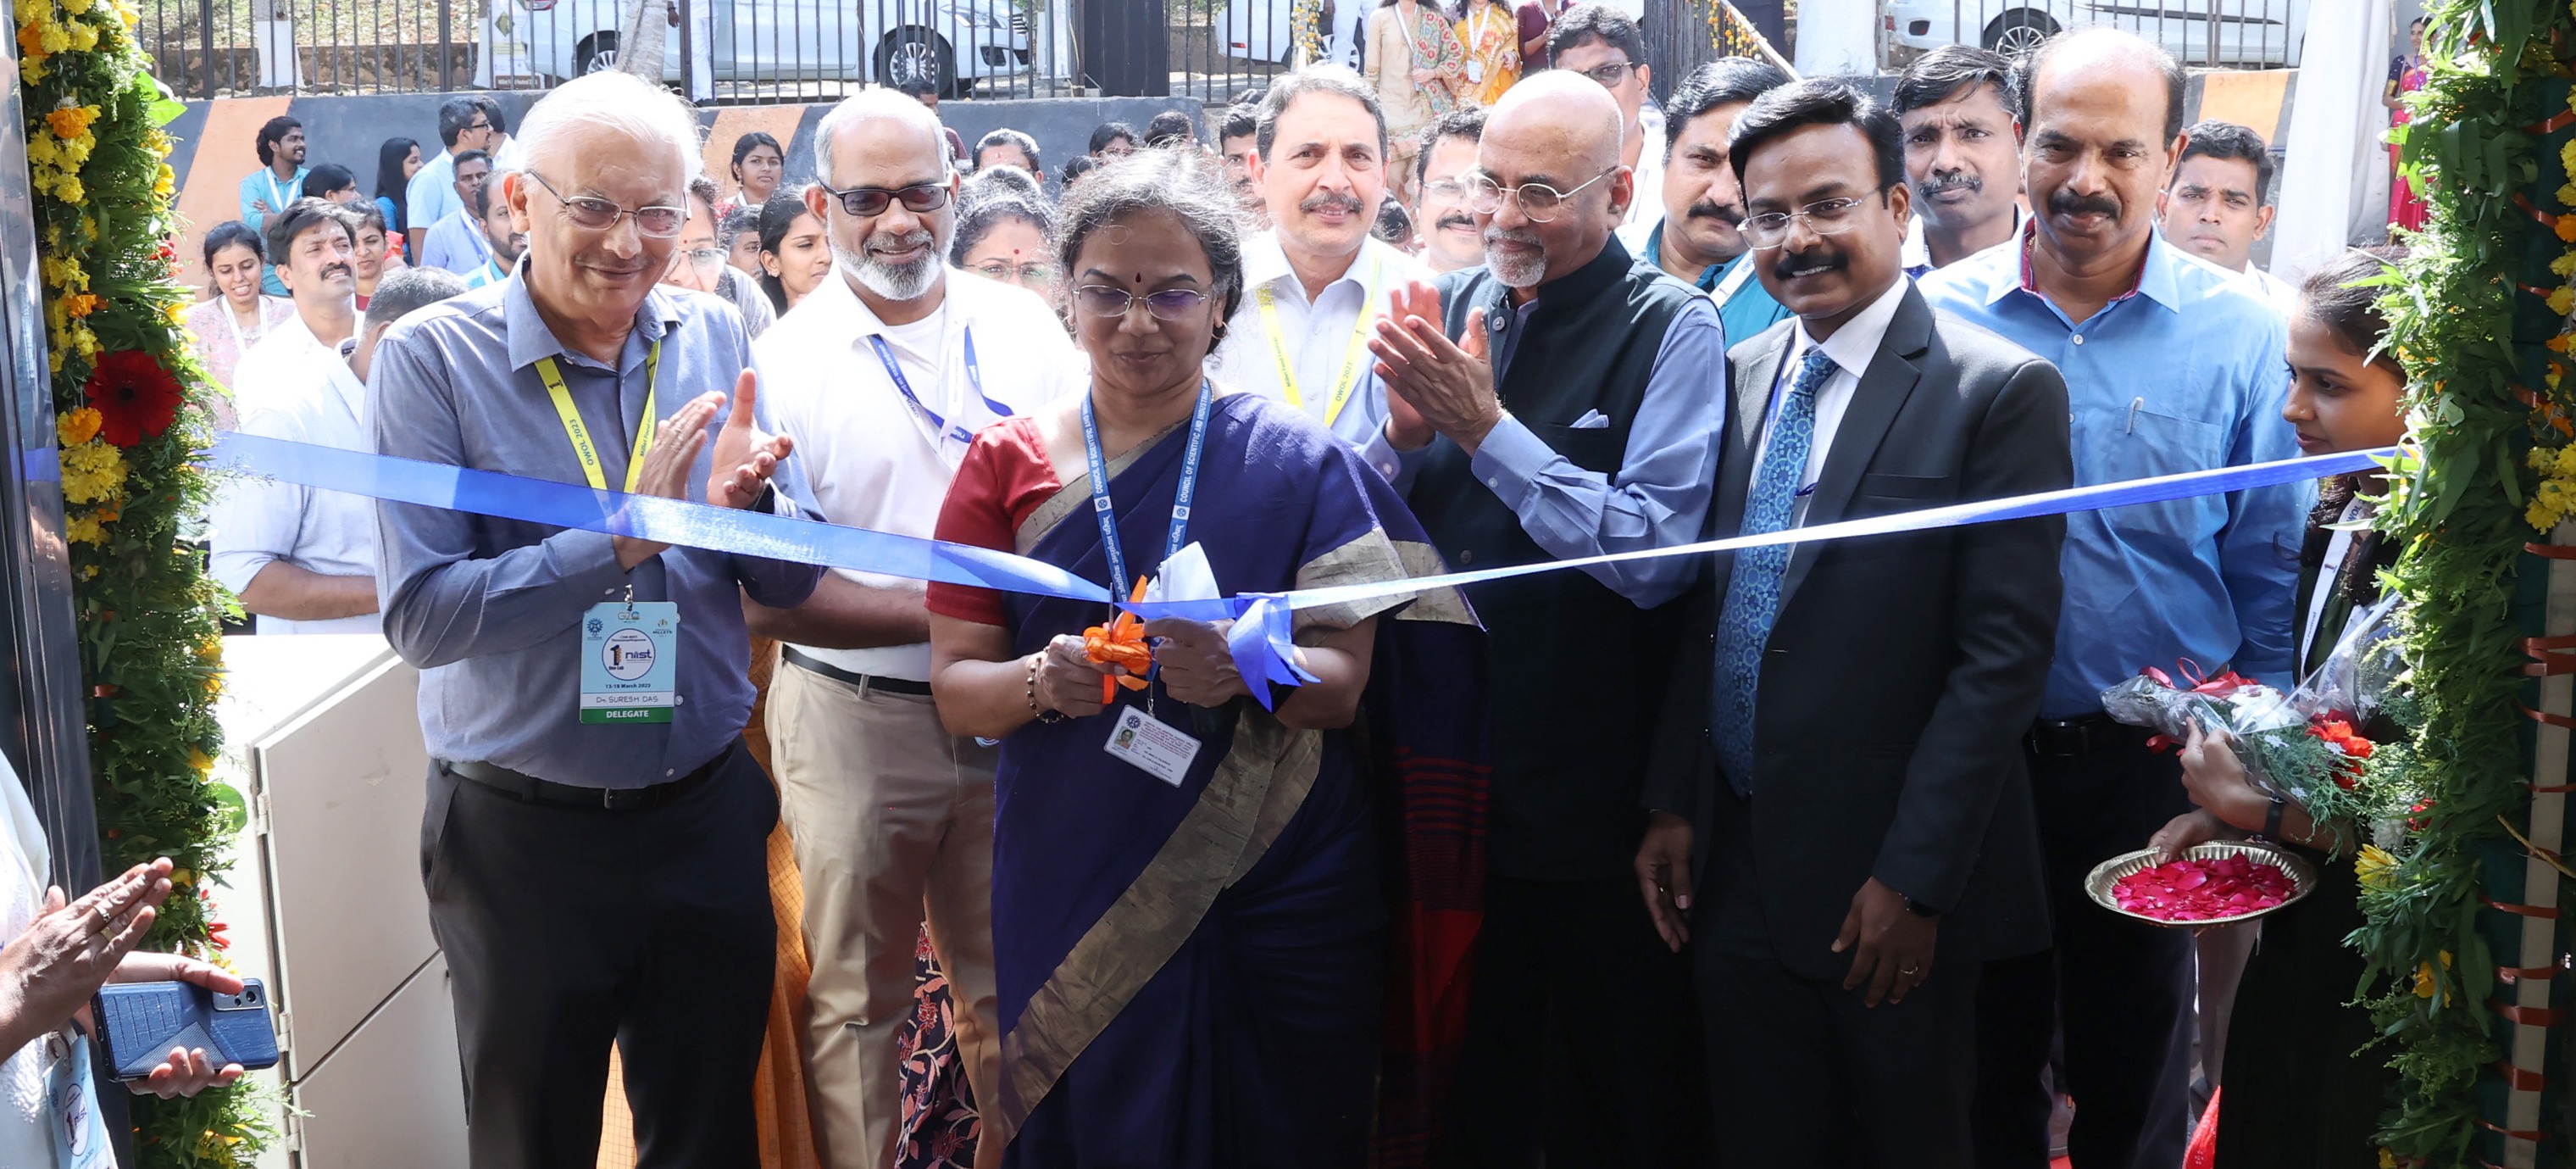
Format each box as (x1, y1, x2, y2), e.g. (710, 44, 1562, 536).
(1254, 255, 1379, 430)
(870, 325, 1012, 465)
(1082, 379, 1213, 782)
(537, 342, 685, 725)
(44, 1027, 109, 1169)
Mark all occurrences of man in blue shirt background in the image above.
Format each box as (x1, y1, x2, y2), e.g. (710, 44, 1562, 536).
(1620, 56, 1796, 346)
(240, 116, 306, 296)
(1920, 28, 2303, 1169)
(404, 97, 497, 261)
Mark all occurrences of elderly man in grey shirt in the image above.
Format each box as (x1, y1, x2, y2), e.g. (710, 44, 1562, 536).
(370, 70, 819, 1168)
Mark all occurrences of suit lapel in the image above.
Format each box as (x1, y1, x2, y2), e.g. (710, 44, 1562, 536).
(1712, 325, 1794, 571)
(1778, 287, 1934, 606)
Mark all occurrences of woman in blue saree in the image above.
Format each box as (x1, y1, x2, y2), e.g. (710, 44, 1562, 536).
(925, 151, 1486, 1168)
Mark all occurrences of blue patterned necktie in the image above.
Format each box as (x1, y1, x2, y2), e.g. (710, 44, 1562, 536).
(1713, 345, 1837, 795)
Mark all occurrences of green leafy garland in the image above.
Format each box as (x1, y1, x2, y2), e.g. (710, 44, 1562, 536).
(2367, 0, 2574, 1163)
(15, 0, 266, 1161)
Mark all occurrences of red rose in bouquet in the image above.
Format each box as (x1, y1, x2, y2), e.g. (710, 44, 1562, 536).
(83, 350, 183, 447)
(2307, 717, 2373, 790)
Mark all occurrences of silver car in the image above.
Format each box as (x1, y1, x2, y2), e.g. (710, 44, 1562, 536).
(1885, 0, 2308, 67)
(515, 0, 1033, 94)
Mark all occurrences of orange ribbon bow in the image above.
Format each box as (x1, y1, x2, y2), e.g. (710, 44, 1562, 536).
(1084, 577, 1155, 704)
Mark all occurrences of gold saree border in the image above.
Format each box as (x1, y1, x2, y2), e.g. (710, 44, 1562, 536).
(991, 710, 1320, 1147)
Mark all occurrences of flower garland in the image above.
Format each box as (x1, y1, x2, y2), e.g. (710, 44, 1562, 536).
(2366, 0, 2576, 1163)
(1291, 0, 1324, 66)
(16, 0, 266, 1161)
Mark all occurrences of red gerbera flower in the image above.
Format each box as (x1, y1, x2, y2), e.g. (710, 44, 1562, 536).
(83, 349, 183, 447)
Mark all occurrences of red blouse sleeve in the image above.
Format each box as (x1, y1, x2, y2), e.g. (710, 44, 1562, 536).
(927, 417, 1062, 626)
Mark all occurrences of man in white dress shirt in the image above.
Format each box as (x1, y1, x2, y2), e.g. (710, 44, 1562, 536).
(1208, 66, 1424, 471)
(212, 266, 469, 633)
(747, 90, 1071, 1169)
(233, 198, 362, 417)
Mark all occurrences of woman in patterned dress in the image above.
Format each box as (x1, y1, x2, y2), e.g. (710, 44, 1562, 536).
(1455, 0, 1519, 107)
(1364, 0, 1467, 203)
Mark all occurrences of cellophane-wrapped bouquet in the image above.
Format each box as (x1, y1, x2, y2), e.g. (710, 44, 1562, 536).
(2099, 598, 2407, 858)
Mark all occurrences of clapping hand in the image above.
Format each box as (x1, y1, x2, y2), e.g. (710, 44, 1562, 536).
(0, 860, 173, 1054)
(1370, 281, 1502, 455)
(708, 370, 793, 510)
(610, 392, 719, 570)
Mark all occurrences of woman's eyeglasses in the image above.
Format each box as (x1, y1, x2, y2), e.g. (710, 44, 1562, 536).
(672, 248, 727, 276)
(1074, 285, 1211, 321)
(815, 181, 952, 218)
(974, 260, 1056, 286)
(1740, 197, 1871, 250)
(1461, 167, 1618, 224)
(522, 171, 688, 238)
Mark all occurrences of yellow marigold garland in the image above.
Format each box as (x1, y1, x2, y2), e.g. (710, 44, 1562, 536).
(19, 0, 269, 1156)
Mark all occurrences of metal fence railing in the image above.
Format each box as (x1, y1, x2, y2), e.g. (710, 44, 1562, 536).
(132, 0, 2302, 103)
(133, 0, 1333, 102)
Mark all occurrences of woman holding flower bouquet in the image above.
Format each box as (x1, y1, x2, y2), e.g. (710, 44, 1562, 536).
(2145, 247, 2407, 1167)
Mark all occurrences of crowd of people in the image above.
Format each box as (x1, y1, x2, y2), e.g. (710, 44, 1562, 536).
(119, 6, 2408, 1168)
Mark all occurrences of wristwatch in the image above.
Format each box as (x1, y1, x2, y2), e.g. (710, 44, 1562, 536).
(1899, 893, 1940, 919)
(2262, 793, 2286, 840)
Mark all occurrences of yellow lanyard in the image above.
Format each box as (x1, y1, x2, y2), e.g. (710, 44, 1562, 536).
(1254, 256, 1380, 429)
(535, 340, 661, 493)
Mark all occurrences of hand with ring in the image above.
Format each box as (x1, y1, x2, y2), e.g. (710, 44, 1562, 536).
(0, 859, 176, 1055)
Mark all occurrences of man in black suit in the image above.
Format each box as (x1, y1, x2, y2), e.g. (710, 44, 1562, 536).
(1635, 79, 2068, 1168)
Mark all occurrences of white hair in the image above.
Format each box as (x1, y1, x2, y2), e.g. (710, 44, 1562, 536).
(511, 71, 702, 188)
(812, 87, 948, 188)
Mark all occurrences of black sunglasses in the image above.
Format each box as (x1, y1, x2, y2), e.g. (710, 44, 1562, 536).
(814, 181, 951, 218)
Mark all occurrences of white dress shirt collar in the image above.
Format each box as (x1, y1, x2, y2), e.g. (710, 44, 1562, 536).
(1792, 273, 1913, 377)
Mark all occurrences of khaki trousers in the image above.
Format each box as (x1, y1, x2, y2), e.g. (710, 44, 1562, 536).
(767, 660, 1000, 1169)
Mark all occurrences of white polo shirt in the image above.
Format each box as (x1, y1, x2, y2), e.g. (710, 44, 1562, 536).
(1208, 230, 1427, 463)
(230, 306, 354, 419)
(756, 265, 1079, 681)
(208, 339, 380, 635)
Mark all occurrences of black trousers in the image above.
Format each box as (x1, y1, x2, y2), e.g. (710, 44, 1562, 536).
(422, 740, 780, 1169)
(1971, 743, 2195, 1169)
(1438, 876, 1709, 1169)
(1702, 949, 1982, 1169)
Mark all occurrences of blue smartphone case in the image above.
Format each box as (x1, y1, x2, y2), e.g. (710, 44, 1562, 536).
(92, 977, 280, 1081)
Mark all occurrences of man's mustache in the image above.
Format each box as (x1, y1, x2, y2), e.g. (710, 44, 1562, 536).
(1485, 225, 1542, 250)
(1919, 169, 1980, 198)
(319, 262, 353, 281)
(1686, 199, 1741, 224)
(1435, 212, 1476, 233)
(1301, 191, 1365, 214)
(2048, 187, 2121, 221)
(1768, 244, 1846, 281)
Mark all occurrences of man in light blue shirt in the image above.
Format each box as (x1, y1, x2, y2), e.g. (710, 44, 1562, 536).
(1618, 56, 1796, 347)
(240, 116, 306, 297)
(403, 97, 497, 260)
(455, 172, 522, 290)
(370, 71, 818, 1166)
(1918, 30, 2303, 1169)
(418, 151, 495, 276)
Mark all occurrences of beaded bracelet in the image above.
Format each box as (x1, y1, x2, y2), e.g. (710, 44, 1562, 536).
(1026, 654, 1068, 724)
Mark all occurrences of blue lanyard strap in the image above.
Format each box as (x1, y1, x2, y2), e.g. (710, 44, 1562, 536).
(1081, 379, 1213, 599)
(960, 327, 1013, 418)
(869, 326, 986, 448)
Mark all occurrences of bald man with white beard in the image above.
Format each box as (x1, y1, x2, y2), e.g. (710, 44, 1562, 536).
(747, 88, 1071, 1169)
(369, 70, 819, 1167)
(1368, 71, 1725, 1165)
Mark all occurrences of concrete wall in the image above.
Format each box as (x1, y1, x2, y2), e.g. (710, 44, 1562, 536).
(166, 91, 1206, 289)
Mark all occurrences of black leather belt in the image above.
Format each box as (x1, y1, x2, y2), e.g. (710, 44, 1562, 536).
(2024, 713, 2152, 758)
(782, 646, 933, 696)
(440, 743, 731, 811)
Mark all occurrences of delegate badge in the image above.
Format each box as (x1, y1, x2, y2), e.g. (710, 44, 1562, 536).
(1103, 704, 1202, 787)
(580, 600, 680, 725)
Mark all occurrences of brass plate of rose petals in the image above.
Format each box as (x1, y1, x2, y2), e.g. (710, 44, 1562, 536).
(2084, 841, 2319, 928)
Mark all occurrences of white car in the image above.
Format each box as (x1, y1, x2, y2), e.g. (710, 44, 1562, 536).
(513, 0, 1032, 94)
(1219, 0, 1356, 68)
(1885, 0, 2308, 67)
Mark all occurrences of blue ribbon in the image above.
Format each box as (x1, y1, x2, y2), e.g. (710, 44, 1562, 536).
(207, 432, 2396, 706)
(208, 431, 1110, 603)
